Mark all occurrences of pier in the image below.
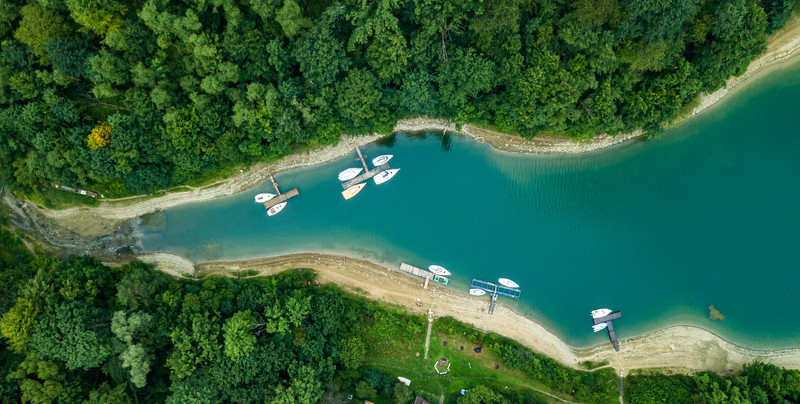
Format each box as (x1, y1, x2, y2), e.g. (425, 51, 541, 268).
(341, 145, 391, 189)
(592, 311, 622, 352)
(470, 279, 521, 315)
(399, 263, 449, 288)
(263, 175, 299, 210)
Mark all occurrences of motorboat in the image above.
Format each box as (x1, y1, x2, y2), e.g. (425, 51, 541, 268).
(267, 202, 287, 216)
(592, 323, 608, 332)
(254, 193, 275, 203)
(374, 168, 399, 185)
(338, 167, 363, 181)
(429, 265, 451, 276)
(372, 154, 393, 166)
(341, 183, 366, 200)
(497, 278, 519, 289)
(591, 308, 612, 319)
(469, 288, 486, 296)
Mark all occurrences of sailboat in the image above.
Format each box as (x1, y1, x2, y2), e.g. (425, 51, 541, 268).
(374, 168, 399, 185)
(591, 308, 612, 319)
(342, 183, 366, 200)
(372, 154, 393, 166)
(428, 265, 452, 276)
(338, 168, 363, 181)
(254, 193, 275, 203)
(592, 323, 608, 332)
(497, 278, 520, 289)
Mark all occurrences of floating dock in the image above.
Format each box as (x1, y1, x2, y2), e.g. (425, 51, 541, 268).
(593, 311, 622, 352)
(263, 175, 299, 210)
(470, 278, 521, 315)
(341, 145, 391, 189)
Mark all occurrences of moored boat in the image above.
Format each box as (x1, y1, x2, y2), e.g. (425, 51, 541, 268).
(429, 265, 451, 276)
(374, 168, 399, 185)
(497, 278, 519, 289)
(267, 202, 287, 216)
(469, 288, 486, 296)
(372, 154, 393, 166)
(255, 193, 275, 203)
(592, 323, 608, 332)
(591, 308, 612, 319)
(341, 183, 366, 200)
(338, 167, 363, 181)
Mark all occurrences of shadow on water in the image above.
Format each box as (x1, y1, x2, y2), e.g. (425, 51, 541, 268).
(441, 133, 452, 151)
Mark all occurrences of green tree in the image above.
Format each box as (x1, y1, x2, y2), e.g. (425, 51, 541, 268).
(13, 3, 71, 60)
(30, 301, 112, 370)
(457, 385, 504, 403)
(119, 344, 151, 388)
(292, 9, 351, 86)
(276, 0, 311, 38)
(222, 311, 256, 362)
(0, 297, 42, 353)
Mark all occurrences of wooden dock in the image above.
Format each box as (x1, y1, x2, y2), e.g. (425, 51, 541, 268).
(592, 311, 622, 352)
(341, 145, 391, 189)
(263, 175, 299, 210)
(400, 263, 433, 279)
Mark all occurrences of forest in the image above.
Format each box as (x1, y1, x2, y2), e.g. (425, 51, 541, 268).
(0, 0, 795, 198)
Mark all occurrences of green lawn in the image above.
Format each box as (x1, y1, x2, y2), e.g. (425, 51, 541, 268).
(362, 322, 576, 403)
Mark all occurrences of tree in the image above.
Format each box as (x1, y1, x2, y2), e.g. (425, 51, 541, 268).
(65, 0, 127, 37)
(13, 4, 71, 60)
(120, 344, 151, 388)
(116, 264, 165, 309)
(0, 297, 42, 353)
(276, 0, 311, 38)
(87, 122, 113, 150)
(336, 69, 388, 134)
(292, 9, 351, 86)
(31, 301, 112, 370)
(457, 385, 504, 403)
(45, 39, 89, 78)
(222, 311, 256, 362)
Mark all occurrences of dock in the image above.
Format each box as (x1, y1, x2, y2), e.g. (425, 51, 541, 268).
(399, 263, 449, 288)
(341, 145, 391, 189)
(263, 175, 299, 210)
(593, 311, 622, 352)
(470, 279, 521, 315)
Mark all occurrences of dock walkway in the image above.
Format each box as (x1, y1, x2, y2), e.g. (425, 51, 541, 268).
(262, 175, 299, 210)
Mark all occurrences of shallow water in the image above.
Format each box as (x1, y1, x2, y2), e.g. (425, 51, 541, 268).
(140, 60, 800, 349)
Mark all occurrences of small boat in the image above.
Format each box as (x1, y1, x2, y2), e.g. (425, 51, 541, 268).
(592, 323, 608, 333)
(374, 168, 399, 185)
(342, 183, 366, 200)
(429, 265, 451, 276)
(267, 202, 287, 216)
(372, 154, 393, 166)
(591, 308, 612, 319)
(469, 288, 486, 296)
(497, 278, 519, 289)
(338, 167, 363, 181)
(255, 193, 275, 203)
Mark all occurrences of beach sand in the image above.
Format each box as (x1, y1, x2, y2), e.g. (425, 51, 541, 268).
(154, 252, 800, 374)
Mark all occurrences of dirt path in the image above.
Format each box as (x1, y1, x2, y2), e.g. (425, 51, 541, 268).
(168, 252, 800, 376)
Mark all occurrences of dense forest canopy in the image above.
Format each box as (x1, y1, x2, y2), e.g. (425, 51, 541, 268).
(0, 0, 795, 196)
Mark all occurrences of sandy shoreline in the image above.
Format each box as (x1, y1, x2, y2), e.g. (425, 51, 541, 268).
(138, 252, 800, 374)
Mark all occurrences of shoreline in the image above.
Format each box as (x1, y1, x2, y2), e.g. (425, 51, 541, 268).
(137, 251, 800, 374)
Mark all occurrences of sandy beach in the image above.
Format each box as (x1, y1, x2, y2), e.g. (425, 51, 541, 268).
(4, 18, 800, 376)
(177, 252, 800, 374)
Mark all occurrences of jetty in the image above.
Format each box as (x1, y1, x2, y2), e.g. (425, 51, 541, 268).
(593, 311, 622, 352)
(262, 175, 299, 210)
(399, 263, 449, 288)
(470, 279, 521, 315)
(341, 145, 391, 189)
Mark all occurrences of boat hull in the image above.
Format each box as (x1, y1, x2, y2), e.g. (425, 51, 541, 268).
(592, 323, 608, 332)
(428, 265, 452, 276)
(338, 167, 363, 181)
(372, 154, 393, 166)
(591, 308, 612, 319)
(342, 183, 366, 200)
(469, 288, 486, 296)
(255, 193, 275, 203)
(497, 278, 520, 289)
(374, 168, 399, 185)
(267, 202, 287, 216)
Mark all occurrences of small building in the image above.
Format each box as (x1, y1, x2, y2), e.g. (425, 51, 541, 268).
(413, 397, 433, 404)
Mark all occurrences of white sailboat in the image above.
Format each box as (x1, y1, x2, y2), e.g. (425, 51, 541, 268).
(372, 154, 393, 166)
(267, 202, 287, 216)
(591, 308, 612, 319)
(592, 323, 608, 333)
(497, 278, 520, 289)
(428, 265, 451, 276)
(469, 288, 486, 296)
(374, 168, 399, 185)
(342, 183, 366, 200)
(255, 193, 275, 203)
(338, 167, 363, 181)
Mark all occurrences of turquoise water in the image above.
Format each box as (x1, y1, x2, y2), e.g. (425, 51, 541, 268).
(140, 60, 800, 349)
